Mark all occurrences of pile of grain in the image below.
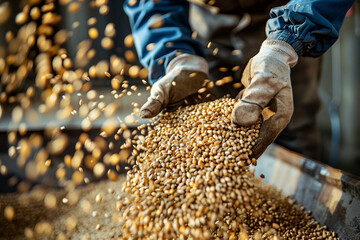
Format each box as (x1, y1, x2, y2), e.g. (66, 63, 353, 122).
(119, 98, 338, 240)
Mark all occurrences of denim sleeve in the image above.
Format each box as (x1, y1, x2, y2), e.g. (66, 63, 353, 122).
(266, 0, 355, 57)
(123, 0, 205, 84)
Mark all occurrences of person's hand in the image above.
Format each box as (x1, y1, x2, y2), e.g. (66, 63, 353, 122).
(140, 53, 214, 118)
(231, 40, 298, 159)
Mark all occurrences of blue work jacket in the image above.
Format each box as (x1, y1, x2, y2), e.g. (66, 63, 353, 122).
(124, 0, 355, 83)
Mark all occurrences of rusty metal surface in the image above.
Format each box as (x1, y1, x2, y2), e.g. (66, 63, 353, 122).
(255, 144, 360, 240)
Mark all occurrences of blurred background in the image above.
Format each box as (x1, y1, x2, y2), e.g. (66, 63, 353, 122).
(0, 0, 148, 192)
(0, 0, 359, 194)
(317, 1, 360, 176)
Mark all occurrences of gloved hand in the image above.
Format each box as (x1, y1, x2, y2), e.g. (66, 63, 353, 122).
(140, 53, 214, 118)
(231, 40, 298, 159)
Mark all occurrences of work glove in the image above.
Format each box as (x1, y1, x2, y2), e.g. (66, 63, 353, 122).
(140, 53, 214, 118)
(231, 40, 298, 159)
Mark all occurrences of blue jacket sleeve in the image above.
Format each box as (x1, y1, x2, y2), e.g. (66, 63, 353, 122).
(266, 0, 355, 57)
(123, 0, 205, 84)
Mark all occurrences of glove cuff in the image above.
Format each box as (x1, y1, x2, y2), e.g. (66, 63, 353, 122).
(259, 40, 298, 68)
(166, 53, 209, 75)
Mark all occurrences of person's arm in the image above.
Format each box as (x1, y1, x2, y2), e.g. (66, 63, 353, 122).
(123, 0, 205, 84)
(232, 0, 355, 159)
(124, 0, 214, 118)
(267, 0, 355, 57)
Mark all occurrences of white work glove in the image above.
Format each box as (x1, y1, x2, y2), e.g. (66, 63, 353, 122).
(231, 40, 298, 159)
(140, 53, 214, 118)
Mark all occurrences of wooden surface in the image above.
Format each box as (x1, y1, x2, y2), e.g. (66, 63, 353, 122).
(254, 144, 360, 240)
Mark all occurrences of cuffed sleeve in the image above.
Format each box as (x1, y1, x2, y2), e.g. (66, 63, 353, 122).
(266, 0, 355, 57)
(124, 0, 205, 84)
